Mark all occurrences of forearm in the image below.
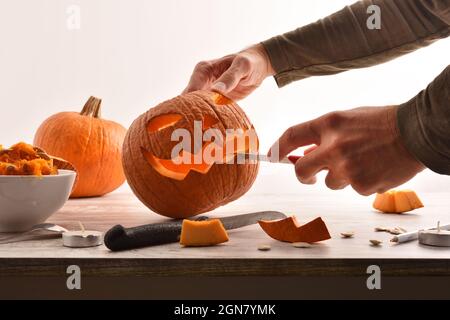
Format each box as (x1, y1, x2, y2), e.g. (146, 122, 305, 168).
(397, 65, 450, 175)
(262, 0, 450, 87)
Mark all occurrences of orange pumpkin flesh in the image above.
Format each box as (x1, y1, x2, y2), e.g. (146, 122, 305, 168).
(123, 91, 259, 218)
(373, 190, 423, 213)
(0, 142, 75, 176)
(34, 96, 127, 198)
(180, 219, 229, 247)
(258, 216, 331, 243)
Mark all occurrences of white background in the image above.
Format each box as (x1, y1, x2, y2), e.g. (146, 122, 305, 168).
(1, 0, 449, 199)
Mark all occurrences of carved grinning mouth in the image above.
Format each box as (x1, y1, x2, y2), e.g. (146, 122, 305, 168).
(142, 109, 257, 181)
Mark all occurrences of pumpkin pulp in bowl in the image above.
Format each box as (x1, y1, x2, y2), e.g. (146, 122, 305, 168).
(0, 142, 77, 232)
(0, 142, 68, 176)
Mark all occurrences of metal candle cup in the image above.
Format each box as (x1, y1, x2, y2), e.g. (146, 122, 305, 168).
(63, 230, 103, 248)
(418, 222, 450, 247)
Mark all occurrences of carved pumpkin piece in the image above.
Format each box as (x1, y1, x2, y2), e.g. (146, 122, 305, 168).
(179, 219, 229, 247)
(373, 190, 424, 213)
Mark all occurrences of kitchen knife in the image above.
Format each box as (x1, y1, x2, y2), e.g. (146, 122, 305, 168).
(104, 211, 287, 251)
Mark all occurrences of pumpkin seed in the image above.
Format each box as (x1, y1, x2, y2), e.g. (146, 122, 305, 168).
(370, 239, 382, 246)
(375, 226, 407, 235)
(258, 244, 271, 251)
(292, 242, 312, 248)
(341, 231, 355, 238)
(389, 227, 404, 235)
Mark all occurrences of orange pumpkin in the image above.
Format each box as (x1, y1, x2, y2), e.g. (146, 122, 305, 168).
(34, 96, 127, 198)
(258, 216, 331, 243)
(123, 91, 259, 218)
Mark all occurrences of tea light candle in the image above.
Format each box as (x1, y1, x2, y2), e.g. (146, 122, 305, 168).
(63, 222, 103, 248)
(419, 221, 450, 247)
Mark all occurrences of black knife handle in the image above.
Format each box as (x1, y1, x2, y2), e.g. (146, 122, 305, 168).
(104, 216, 208, 251)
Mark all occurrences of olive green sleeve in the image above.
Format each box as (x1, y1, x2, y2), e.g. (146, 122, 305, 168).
(397, 65, 450, 174)
(262, 0, 450, 87)
(261, 0, 450, 174)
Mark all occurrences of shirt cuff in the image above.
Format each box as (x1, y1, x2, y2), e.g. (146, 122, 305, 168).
(397, 98, 450, 175)
(261, 38, 296, 88)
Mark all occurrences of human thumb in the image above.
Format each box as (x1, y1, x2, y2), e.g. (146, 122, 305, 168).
(211, 65, 244, 95)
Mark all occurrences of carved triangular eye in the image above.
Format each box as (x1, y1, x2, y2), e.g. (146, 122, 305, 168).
(148, 114, 220, 134)
(147, 114, 182, 133)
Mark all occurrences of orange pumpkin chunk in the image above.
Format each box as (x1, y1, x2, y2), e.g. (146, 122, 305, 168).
(373, 190, 423, 213)
(258, 216, 331, 243)
(180, 219, 229, 247)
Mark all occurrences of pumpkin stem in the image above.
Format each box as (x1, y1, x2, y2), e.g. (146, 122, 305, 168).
(80, 96, 102, 118)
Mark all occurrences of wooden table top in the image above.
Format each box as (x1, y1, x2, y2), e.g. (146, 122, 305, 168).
(1, 189, 450, 276)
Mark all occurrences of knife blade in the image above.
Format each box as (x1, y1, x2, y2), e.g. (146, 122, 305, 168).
(237, 153, 301, 165)
(104, 211, 287, 251)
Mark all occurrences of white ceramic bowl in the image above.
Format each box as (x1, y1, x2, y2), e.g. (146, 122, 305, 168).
(0, 170, 76, 232)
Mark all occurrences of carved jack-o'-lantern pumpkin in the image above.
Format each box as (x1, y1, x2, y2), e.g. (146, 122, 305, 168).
(123, 91, 259, 218)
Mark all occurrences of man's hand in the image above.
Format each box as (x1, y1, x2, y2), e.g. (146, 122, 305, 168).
(269, 106, 426, 195)
(183, 44, 274, 101)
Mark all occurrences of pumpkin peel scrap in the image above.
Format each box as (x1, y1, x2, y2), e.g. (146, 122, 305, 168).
(258, 216, 331, 243)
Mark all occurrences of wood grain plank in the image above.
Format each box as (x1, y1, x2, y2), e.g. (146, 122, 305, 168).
(1, 189, 450, 276)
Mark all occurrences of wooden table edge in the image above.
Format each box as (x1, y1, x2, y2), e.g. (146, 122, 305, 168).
(1, 258, 449, 277)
